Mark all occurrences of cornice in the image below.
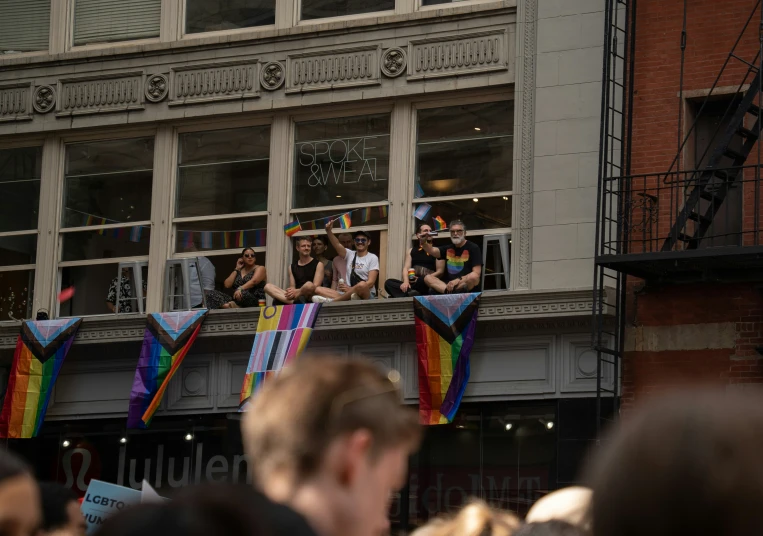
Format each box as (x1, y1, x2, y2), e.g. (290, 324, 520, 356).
(0, 1, 517, 71)
(0, 287, 610, 349)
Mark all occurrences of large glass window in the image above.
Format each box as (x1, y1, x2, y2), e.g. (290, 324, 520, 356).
(0, 147, 41, 321)
(73, 0, 161, 46)
(301, 0, 394, 20)
(59, 138, 154, 317)
(185, 0, 275, 34)
(172, 126, 271, 311)
(0, 0, 50, 54)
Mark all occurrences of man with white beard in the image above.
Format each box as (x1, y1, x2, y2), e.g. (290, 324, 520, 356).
(422, 219, 482, 294)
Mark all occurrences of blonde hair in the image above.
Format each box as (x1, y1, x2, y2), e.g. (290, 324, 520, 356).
(412, 500, 521, 536)
(242, 354, 420, 490)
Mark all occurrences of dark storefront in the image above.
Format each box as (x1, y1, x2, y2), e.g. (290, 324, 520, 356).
(4, 398, 603, 533)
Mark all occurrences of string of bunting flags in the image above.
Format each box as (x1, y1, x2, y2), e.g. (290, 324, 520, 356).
(283, 204, 389, 238)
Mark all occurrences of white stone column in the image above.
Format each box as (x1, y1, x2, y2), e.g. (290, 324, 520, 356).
(35, 135, 65, 316)
(161, 0, 183, 42)
(386, 101, 414, 288)
(275, 0, 296, 30)
(511, 0, 538, 290)
(265, 115, 294, 289)
(49, 0, 69, 54)
(145, 125, 178, 313)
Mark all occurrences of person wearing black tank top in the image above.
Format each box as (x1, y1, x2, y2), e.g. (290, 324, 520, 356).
(264, 236, 324, 304)
(384, 223, 445, 298)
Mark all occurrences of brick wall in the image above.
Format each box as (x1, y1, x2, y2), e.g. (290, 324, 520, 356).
(623, 0, 763, 409)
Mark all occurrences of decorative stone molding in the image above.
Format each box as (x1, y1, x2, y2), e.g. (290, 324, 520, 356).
(144, 74, 169, 103)
(511, 0, 538, 289)
(0, 288, 609, 349)
(56, 72, 145, 116)
(169, 60, 259, 106)
(286, 45, 381, 94)
(32, 85, 56, 113)
(260, 61, 285, 91)
(0, 83, 32, 122)
(381, 47, 407, 78)
(407, 30, 509, 81)
(561, 334, 613, 393)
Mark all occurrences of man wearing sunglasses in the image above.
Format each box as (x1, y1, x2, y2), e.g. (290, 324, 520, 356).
(313, 222, 379, 303)
(422, 219, 482, 294)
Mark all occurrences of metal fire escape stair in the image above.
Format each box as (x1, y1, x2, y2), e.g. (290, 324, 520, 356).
(662, 69, 763, 251)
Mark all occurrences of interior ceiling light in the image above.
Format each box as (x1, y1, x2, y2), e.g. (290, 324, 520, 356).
(62, 439, 71, 448)
(474, 127, 481, 131)
(504, 423, 513, 431)
(184, 432, 193, 441)
(472, 198, 479, 202)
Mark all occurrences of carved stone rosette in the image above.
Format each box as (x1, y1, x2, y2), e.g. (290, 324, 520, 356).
(260, 61, 285, 91)
(32, 85, 56, 113)
(145, 74, 169, 103)
(381, 47, 407, 78)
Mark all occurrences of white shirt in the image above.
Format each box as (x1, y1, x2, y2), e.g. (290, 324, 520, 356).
(189, 256, 216, 307)
(345, 251, 379, 296)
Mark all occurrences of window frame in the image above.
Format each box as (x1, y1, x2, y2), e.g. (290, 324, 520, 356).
(295, 0, 395, 26)
(0, 0, 53, 57)
(56, 134, 157, 318)
(66, 0, 162, 52)
(179, 0, 277, 40)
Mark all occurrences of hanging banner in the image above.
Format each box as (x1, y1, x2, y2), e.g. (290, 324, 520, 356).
(127, 311, 208, 429)
(414, 293, 481, 425)
(239, 304, 322, 411)
(0, 319, 83, 438)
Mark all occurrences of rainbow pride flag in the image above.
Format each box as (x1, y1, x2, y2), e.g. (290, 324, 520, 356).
(127, 310, 207, 429)
(433, 215, 447, 231)
(414, 293, 480, 425)
(0, 319, 82, 438)
(338, 212, 352, 229)
(239, 303, 322, 411)
(284, 220, 302, 237)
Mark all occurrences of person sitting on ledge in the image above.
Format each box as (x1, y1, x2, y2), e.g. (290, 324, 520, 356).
(331, 232, 354, 291)
(384, 223, 444, 298)
(422, 219, 482, 294)
(313, 222, 378, 303)
(265, 236, 324, 305)
(311, 235, 334, 288)
(206, 247, 267, 309)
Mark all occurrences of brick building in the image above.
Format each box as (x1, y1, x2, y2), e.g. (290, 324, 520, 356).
(594, 0, 763, 418)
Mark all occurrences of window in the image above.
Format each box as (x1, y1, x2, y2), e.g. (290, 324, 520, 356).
(0, 0, 50, 54)
(59, 138, 154, 317)
(73, 0, 160, 46)
(172, 126, 271, 310)
(300, 0, 394, 22)
(0, 147, 41, 321)
(414, 101, 513, 290)
(185, 0, 275, 34)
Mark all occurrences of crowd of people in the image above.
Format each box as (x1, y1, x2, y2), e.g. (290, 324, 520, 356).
(1, 355, 760, 536)
(105, 218, 486, 312)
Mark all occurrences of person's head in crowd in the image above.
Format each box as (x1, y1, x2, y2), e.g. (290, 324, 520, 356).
(294, 236, 313, 258)
(39, 483, 86, 536)
(241, 247, 257, 268)
(95, 484, 283, 536)
(587, 388, 763, 536)
(312, 236, 329, 258)
(0, 451, 41, 536)
(337, 233, 354, 251)
(514, 521, 588, 536)
(525, 487, 591, 531)
(449, 220, 467, 246)
(242, 355, 421, 536)
(411, 500, 520, 536)
(353, 230, 371, 255)
(417, 224, 433, 244)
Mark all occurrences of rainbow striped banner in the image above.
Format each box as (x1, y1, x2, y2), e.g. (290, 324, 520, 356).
(338, 212, 352, 229)
(200, 231, 212, 249)
(0, 319, 82, 438)
(182, 231, 194, 249)
(361, 207, 371, 222)
(414, 293, 480, 425)
(284, 220, 302, 237)
(238, 304, 322, 411)
(379, 205, 388, 218)
(129, 226, 143, 243)
(254, 229, 267, 247)
(127, 311, 208, 429)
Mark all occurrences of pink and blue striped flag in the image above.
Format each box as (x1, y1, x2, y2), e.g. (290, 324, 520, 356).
(239, 304, 322, 411)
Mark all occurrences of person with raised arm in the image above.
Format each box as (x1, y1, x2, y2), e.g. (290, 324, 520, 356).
(421, 219, 482, 294)
(384, 223, 445, 298)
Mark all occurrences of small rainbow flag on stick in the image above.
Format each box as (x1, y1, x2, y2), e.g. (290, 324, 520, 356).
(284, 220, 302, 237)
(338, 213, 352, 229)
(127, 311, 208, 429)
(0, 319, 83, 438)
(433, 215, 447, 231)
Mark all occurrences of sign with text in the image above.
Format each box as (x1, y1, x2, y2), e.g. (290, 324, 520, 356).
(81, 479, 141, 534)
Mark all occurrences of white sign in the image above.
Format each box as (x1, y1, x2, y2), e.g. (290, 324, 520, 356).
(297, 136, 387, 187)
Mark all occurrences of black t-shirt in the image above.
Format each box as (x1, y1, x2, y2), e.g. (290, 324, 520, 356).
(291, 258, 319, 288)
(437, 241, 482, 282)
(410, 246, 437, 274)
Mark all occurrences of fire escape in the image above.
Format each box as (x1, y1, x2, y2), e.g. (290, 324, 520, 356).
(592, 0, 763, 434)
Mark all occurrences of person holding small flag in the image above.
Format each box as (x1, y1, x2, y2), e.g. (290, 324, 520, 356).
(422, 219, 482, 294)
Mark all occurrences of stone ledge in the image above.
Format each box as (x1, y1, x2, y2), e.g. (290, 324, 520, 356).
(0, 287, 609, 349)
